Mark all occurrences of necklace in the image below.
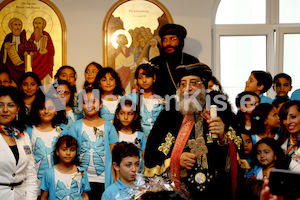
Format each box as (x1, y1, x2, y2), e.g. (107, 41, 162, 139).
(165, 53, 184, 90)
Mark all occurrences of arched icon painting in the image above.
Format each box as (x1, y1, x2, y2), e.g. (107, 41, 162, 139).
(0, 0, 66, 85)
(103, 0, 173, 94)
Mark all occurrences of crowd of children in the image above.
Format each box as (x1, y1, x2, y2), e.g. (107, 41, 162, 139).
(1, 61, 300, 200)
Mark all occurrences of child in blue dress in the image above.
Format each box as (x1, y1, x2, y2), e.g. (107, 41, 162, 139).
(54, 65, 78, 106)
(83, 62, 103, 89)
(113, 99, 147, 173)
(241, 132, 253, 166)
(26, 94, 68, 187)
(250, 103, 281, 145)
(245, 138, 286, 181)
(70, 88, 119, 199)
(54, 80, 83, 130)
(128, 63, 164, 137)
(94, 67, 124, 122)
(40, 135, 90, 200)
(101, 141, 140, 200)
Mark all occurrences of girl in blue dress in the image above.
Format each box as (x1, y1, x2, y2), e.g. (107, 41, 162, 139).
(94, 67, 124, 122)
(40, 135, 90, 200)
(26, 94, 68, 188)
(83, 62, 103, 89)
(113, 99, 147, 173)
(250, 103, 281, 145)
(54, 65, 78, 106)
(54, 80, 83, 130)
(127, 63, 164, 137)
(69, 88, 119, 199)
(245, 138, 287, 181)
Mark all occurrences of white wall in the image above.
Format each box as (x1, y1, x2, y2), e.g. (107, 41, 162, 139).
(0, 0, 217, 90)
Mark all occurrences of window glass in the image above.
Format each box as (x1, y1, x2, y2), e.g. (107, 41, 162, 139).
(216, 0, 266, 24)
(279, 0, 300, 23)
(283, 34, 300, 94)
(220, 36, 266, 112)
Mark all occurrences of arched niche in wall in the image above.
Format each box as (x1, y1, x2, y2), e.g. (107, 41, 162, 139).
(103, 0, 173, 94)
(0, 0, 66, 85)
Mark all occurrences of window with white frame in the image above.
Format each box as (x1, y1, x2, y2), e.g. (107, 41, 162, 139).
(213, 0, 300, 112)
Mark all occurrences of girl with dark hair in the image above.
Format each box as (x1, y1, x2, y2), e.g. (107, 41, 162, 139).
(113, 99, 146, 173)
(83, 62, 103, 89)
(54, 80, 83, 130)
(55, 65, 78, 106)
(250, 103, 280, 145)
(245, 138, 287, 181)
(18, 72, 42, 121)
(54, 65, 77, 91)
(207, 75, 223, 93)
(280, 100, 300, 171)
(235, 91, 260, 135)
(127, 63, 164, 137)
(69, 89, 118, 199)
(25, 93, 68, 186)
(40, 135, 90, 200)
(0, 86, 38, 198)
(278, 101, 290, 145)
(94, 67, 124, 122)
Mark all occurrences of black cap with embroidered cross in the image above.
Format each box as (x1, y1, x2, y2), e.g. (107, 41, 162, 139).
(176, 63, 212, 84)
(159, 23, 187, 40)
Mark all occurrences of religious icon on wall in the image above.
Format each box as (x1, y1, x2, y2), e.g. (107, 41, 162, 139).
(103, 0, 173, 94)
(0, 0, 66, 85)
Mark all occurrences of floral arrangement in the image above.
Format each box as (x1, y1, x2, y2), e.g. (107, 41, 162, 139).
(134, 138, 141, 149)
(73, 107, 81, 116)
(113, 172, 190, 200)
(55, 126, 62, 134)
(211, 84, 220, 91)
(94, 127, 104, 137)
(72, 169, 84, 181)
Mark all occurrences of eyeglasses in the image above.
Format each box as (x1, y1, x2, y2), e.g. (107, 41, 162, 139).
(180, 81, 202, 88)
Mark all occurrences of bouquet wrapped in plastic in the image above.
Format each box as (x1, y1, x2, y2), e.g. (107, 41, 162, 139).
(114, 172, 190, 200)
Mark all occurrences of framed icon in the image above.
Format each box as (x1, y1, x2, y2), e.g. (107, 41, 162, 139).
(0, 0, 66, 85)
(103, 0, 173, 94)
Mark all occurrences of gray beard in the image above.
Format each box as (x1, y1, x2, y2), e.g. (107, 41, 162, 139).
(178, 85, 206, 115)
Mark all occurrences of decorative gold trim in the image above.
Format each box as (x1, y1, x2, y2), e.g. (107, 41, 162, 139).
(144, 158, 170, 177)
(226, 126, 242, 150)
(158, 132, 175, 156)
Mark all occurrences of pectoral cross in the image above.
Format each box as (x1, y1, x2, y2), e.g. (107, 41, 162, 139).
(188, 137, 208, 169)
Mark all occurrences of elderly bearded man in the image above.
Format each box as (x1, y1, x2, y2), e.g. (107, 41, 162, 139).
(144, 63, 244, 200)
(28, 17, 55, 85)
(0, 18, 27, 83)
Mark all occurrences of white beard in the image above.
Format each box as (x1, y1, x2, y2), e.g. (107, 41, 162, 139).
(178, 85, 206, 115)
